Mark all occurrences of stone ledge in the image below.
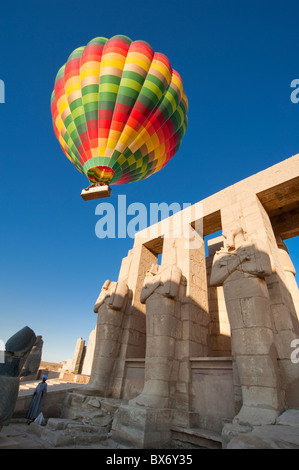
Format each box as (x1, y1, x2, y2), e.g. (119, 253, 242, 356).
(171, 426, 222, 449)
(190, 357, 233, 369)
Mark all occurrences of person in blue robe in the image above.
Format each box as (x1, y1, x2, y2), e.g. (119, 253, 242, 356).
(26, 375, 47, 424)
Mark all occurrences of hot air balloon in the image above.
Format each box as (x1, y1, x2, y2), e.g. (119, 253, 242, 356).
(51, 35, 188, 200)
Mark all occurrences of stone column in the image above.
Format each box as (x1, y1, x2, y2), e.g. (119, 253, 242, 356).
(129, 263, 182, 409)
(85, 280, 129, 396)
(206, 237, 231, 357)
(71, 337, 85, 374)
(276, 236, 299, 321)
(118, 244, 158, 359)
(162, 235, 209, 426)
(210, 226, 283, 425)
(81, 329, 96, 376)
(112, 262, 184, 448)
(220, 188, 299, 410)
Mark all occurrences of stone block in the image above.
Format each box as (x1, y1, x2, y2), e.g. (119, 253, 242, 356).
(276, 409, 299, 427)
(112, 404, 172, 448)
(235, 356, 278, 388)
(231, 327, 275, 355)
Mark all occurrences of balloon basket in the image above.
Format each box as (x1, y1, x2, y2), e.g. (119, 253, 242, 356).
(81, 184, 111, 201)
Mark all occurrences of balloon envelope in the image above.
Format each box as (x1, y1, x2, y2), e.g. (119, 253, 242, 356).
(51, 35, 188, 186)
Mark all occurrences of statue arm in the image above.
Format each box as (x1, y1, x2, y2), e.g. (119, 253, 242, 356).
(210, 253, 249, 286)
(240, 241, 272, 278)
(241, 255, 272, 278)
(94, 280, 111, 313)
(110, 282, 129, 310)
(140, 280, 162, 304)
(94, 297, 106, 313)
(210, 259, 229, 286)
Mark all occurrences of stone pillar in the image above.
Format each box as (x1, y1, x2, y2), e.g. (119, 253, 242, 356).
(210, 227, 283, 425)
(118, 244, 158, 359)
(85, 280, 129, 396)
(276, 236, 299, 321)
(113, 231, 210, 446)
(81, 329, 96, 376)
(112, 262, 183, 448)
(129, 263, 183, 409)
(220, 187, 299, 410)
(71, 337, 85, 374)
(162, 235, 209, 425)
(206, 237, 231, 357)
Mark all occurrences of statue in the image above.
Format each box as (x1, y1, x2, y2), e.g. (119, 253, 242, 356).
(0, 326, 36, 431)
(85, 280, 129, 396)
(210, 226, 283, 425)
(21, 335, 43, 379)
(130, 263, 182, 409)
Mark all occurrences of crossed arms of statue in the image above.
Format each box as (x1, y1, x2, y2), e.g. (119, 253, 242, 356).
(140, 264, 182, 304)
(210, 240, 272, 287)
(94, 280, 129, 313)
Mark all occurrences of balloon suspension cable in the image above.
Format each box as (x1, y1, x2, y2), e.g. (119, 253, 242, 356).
(84, 181, 109, 191)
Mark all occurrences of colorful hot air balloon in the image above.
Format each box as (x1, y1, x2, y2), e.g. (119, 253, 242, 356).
(51, 34, 188, 200)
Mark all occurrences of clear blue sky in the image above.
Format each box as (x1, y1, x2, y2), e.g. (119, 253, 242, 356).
(0, 0, 298, 362)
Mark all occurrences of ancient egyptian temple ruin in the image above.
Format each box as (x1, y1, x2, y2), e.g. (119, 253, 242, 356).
(62, 154, 299, 448)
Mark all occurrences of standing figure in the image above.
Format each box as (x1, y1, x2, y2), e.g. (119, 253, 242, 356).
(26, 375, 48, 424)
(130, 263, 182, 409)
(210, 226, 283, 425)
(85, 280, 129, 396)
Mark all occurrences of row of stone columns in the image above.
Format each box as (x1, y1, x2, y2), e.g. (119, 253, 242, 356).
(217, 189, 299, 423)
(86, 188, 299, 430)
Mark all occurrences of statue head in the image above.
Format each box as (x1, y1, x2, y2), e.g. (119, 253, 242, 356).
(0, 326, 36, 377)
(223, 225, 247, 251)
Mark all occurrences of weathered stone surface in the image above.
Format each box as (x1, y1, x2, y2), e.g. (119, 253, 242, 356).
(70, 338, 85, 374)
(210, 228, 283, 425)
(29, 393, 125, 448)
(129, 264, 182, 410)
(81, 329, 96, 376)
(85, 280, 129, 396)
(223, 409, 299, 449)
(20, 336, 43, 379)
(61, 391, 123, 431)
(275, 409, 299, 427)
(71, 155, 299, 448)
(112, 404, 172, 449)
(227, 424, 299, 449)
(0, 327, 36, 431)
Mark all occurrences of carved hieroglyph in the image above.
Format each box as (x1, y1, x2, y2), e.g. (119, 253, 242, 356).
(210, 226, 283, 425)
(85, 280, 129, 396)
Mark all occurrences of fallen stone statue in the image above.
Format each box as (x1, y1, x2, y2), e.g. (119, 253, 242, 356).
(0, 326, 36, 431)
